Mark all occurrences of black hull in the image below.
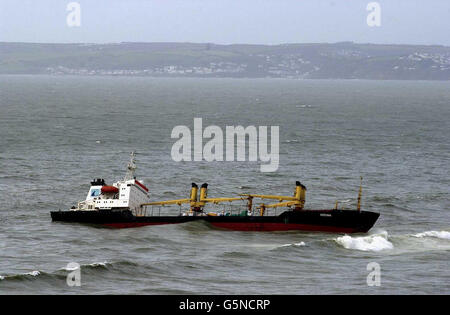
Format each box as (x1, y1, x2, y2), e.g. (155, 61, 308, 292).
(50, 209, 379, 233)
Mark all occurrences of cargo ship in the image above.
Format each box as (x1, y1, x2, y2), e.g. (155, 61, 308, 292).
(50, 153, 380, 233)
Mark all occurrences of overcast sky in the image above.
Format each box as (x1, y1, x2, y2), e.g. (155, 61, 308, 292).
(0, 0, 449, 45)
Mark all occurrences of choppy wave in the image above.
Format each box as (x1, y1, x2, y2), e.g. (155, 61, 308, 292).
(60, 261, 109, 271)
(412, 230, 450, 240)
(86, 261, 109, 268)
(0, 261, 119, 282)
(280, 242, 306, 248)
(0, 270, 44, 281)
(333, 229, 450, 253)
(335, 231, 394, 252)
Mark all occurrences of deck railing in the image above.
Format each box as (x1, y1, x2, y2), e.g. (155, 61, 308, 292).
(140, 204, 283, 217)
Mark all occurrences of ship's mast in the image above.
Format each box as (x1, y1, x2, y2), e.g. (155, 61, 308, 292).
(357, 176, 363, 212)
(124, 151, 137, 181)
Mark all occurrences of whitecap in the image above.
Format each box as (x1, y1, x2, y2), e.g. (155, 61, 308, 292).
(62, 263, 80, 271)
(61, 261, 108, 271)
(88, 261, 108, 267)
(26, 271, 41, 277)
(280, 242, 306, 247)
(335, 231, 393, 252)
(413, 231, 450, 240)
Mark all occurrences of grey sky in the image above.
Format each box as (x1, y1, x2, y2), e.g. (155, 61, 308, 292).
(1, 0, 449, 45)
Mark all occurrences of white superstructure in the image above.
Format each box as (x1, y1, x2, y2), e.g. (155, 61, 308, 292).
(73, 152, 150, 214)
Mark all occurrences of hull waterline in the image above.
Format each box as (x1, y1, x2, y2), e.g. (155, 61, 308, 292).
(50, 209, 380, 233)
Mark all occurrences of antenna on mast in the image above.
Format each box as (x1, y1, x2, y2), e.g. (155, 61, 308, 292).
(125, 151, 137, 180)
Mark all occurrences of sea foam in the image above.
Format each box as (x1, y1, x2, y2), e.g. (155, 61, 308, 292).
(61, 261, 109, 271)
(280, 242, 306, 247)
(335, 231, 393, 252)
(413, 230, 450, 240)
(88, 261, 108, 268)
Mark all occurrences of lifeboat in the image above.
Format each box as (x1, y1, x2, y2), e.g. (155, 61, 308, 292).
(101, 185, 119, 194)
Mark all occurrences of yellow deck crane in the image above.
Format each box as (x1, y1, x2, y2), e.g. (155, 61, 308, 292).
(141, 183, 251, 216)
(141, 183, 200, 214)
(140, 179, 363, 217)
(141, 181, 308, 216)
(197, 183, 253, 216)
(240, 181, 307, 215)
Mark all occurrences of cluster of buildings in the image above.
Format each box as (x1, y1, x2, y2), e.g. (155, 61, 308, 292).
(46, 62, 248, 76)
(44, 50, 450, 78)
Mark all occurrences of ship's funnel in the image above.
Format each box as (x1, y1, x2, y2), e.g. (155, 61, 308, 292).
(295, 181, 306, 209)
(200, 183, 208, 201)
(190, 183, 198, 202)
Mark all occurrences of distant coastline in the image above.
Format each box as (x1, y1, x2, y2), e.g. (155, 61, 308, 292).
(1, 42, 449, 80)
